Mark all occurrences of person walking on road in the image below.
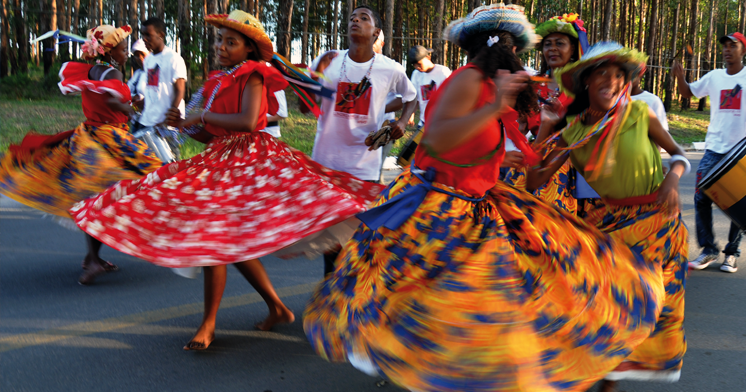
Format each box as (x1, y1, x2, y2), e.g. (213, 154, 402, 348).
(674, 32, 746, 273)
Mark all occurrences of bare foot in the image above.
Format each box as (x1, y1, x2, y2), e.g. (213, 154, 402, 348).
(184, 323, 215, 351)
(79, 256, 107, 285)
(98, 258, 119, 272)
(255, 307, 295, 331)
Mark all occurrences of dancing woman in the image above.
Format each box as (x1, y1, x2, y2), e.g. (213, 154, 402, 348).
(527, 42, 689, 390)
(304, 5, 669, 391)
(503, 13, 590, 214)
(0, 25, 162, 285)
(70, 10, 384, 351)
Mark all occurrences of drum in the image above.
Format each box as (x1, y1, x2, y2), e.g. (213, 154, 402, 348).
(135, 127, 178, 163)
(699, 137, 746, 229)
(396, 129, 423, 168)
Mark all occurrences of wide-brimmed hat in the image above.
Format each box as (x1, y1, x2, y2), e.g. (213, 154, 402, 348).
(535, 13, 589, 56)
(205, 10, 274, 62)
(443, 3, 539, 54)
(81, 25, 132, 60)
(554, 41, 648, 98)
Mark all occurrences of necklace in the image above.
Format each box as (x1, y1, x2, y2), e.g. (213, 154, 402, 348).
(96, 60, 115, 69)
(586, 107, 608, 118)
(339, 52, 375, 102)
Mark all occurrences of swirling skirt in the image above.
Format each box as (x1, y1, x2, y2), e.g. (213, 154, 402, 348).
(503, 161, 577, 215)
(304, 168, 667, 392)
(583, 202, 688, 382)
(0, 122, 161, 217)
(70, 132, 385, 267)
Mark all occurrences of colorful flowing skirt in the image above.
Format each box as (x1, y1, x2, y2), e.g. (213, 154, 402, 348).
(0, 123, 162, 217)
(70, 132, 385, 267)
(304, 168, 667, 392)
(582, 201, 688, 382)
(503, 151, 577, 214)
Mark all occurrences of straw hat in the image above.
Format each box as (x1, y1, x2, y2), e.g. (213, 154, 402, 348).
(554, 41, 648, 98)
(81, 25, 132, 60)
(443, 3, 539, 54)
(205, 10, 274, 62)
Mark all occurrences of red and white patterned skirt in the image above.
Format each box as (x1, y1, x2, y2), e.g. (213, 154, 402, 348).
(70, 132, 385, 268)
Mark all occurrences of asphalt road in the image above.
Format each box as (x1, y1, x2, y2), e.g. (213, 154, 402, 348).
(1, 152, 745, 392)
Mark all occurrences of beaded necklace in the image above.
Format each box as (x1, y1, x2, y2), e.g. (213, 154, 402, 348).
(339, 52, 375, 102)
(96, 60, 116, 69)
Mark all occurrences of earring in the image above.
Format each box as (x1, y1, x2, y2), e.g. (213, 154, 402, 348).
(585, 85, 589, 90)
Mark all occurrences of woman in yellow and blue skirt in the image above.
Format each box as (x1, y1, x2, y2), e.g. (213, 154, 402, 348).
(0, 25, 162, 285)
(304, 5, 669, 391)
(528, 42, 689, 390)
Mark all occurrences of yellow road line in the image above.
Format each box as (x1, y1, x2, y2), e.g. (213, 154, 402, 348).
(682, 208, 694, 217)
(0, 282, 317, 353)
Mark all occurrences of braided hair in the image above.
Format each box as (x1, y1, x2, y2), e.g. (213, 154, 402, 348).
(465, 30, 539, 118)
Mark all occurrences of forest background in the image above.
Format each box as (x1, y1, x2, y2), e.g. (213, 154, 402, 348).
(0, 0, 732, 154)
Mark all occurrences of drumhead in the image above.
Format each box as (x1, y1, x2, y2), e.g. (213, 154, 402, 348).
(699, 137, 746, 189)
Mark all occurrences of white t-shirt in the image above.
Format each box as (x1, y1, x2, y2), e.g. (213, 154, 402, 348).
(139, 47, 188, 127)
(631, 90, 669, 131)
(128, 68, 147, 99)
(311, 50, 417, 181)
(410, 64, 451, 126)
(261, 90, 288, 138)
(689, 67, 746, 153)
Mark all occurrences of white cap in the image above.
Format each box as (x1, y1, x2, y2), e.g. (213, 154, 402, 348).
(131, 39, 148, 55)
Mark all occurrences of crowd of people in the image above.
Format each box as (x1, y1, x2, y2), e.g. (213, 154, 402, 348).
(1, 2, 744, 391)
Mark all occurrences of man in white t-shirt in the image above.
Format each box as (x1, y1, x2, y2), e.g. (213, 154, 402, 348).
(311, 5, 417, 274)
(128, 39, 150, 132)
(261, 90, 288, 138)
(674, 32, 746, 273)
(631, 74, 669, 131)
(139, 17, 187, 161)
(407, 46, 451, 128)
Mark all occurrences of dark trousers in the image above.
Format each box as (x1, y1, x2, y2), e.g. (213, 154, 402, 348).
(695, 149, 744, 257)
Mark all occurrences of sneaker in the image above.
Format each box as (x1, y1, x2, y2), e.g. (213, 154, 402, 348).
(721, 255, 738, 273)
(689, 253, 718, 270)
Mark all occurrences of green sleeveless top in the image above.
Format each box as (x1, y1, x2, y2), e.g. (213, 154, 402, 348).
(561, 101, 664, 199)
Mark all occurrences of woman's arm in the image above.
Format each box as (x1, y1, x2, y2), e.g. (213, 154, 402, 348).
(648, 108, 687, 214)
(424, 69, 529, 154)
(525, 137, 570, 191)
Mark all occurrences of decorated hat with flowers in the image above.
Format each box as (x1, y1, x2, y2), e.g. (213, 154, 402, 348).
(205, 10, 274, 62)
(443, 3, 539, 54)
(81, 25, 132, 60)
(554, 41, 648, 98)
(535, 13, 589, 56)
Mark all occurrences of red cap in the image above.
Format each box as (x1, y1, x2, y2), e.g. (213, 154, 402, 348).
(719, 32, 746, 47)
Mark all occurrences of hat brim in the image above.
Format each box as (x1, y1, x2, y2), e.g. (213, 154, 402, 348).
(205, 15, 274, 62)
(555, 47, 648, 98)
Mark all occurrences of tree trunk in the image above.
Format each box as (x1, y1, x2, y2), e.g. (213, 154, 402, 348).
(432, 0, 444, 63)
(664, 1, 680, 112)
(741, 0, 746, 33)
(301, 0, 310, 63)
(129, 0, 138, 39)
(247, 0, 254, 14)
(637, 0, 645, 51)
(643, 0, 659, 91)
(682, 0, 697, 110)
(392, 0, 403, 62)
(41, 0, 57, 75)
(139, 0, 145, 21)
(0, 0, 9, 77)
(59, 0, 69, 61)
(383, 0, 393, 56)
(12, 0, 27, 73)
(332, 0, 339, 50)
(155, 0, 164, 20)
(178, 0, 191, 94)
(207, 0, 217, 71)
(276, 0, 294, 57)
(699, 0, 716, 111)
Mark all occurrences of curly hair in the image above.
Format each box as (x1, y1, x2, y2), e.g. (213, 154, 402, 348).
(464, 30, 539, 118)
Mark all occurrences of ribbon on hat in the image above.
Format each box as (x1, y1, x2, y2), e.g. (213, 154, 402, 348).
(487, 36, 500, 47)
(270, 53, 337, 118)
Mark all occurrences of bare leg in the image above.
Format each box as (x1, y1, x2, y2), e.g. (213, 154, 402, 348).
(598, 380, 616, 392)
(184, 265, 226, 350)
(78, 234, 116, 285)
(233, 259, 295, 331)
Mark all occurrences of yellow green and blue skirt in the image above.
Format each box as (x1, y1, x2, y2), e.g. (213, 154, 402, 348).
(582, 198, 688, 382)
(0, 122, 162, 217)
(304, 167, 667, 392)
(503, 147, 577, 215)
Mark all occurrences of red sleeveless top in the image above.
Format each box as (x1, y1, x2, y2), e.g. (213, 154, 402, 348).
(413, 64, 506, 196)
(201, 61, 289, 137)
(58, 62, 131, 127)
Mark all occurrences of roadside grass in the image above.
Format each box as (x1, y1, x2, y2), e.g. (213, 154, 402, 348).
(0, 72, 710, 157)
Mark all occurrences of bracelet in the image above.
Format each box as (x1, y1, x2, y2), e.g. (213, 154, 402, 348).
(669, 154, 691, 177)
(201, 110, 208, 125)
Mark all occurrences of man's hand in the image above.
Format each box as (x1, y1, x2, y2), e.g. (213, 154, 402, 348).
(389, 120, 407, 140)
(315, 52, 338, 75)
(501, 151, 525, 168)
